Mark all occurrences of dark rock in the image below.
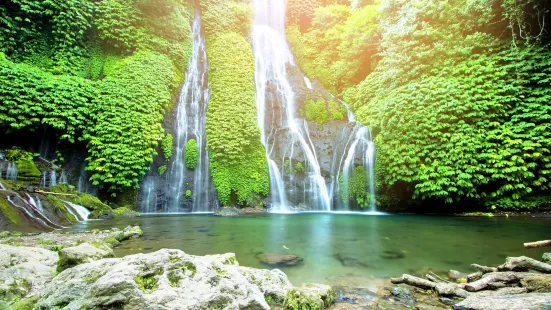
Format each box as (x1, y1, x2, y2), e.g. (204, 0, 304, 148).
(214, 207, 245, 217)
(257, 253, 303, 267)
(387, 286, 413, 301)
(440, 297, 456, 306)
(334, 253, 372, 268)
(381, 250, 406, 260)
(448, 270, 469, 283)
(88, 209, 114, 220)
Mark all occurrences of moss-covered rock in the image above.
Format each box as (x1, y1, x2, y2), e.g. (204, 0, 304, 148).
(15, 160, 41, 186)
(113, 207, 140, 218)
(57, 243, 115, 272)
(284, 284, 333, 310)
(0, 195, 21, 224)
(521, 275, 551, 293)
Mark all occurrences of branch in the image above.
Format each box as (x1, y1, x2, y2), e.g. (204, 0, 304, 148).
(498, 256, 551, 273)
(34, 190, 79, 197)
(524, 240, 551, 249)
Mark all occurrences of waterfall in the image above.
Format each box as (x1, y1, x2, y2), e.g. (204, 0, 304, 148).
(145, 12, 214, 213)
(62, 200, 90, 221)
(0, 181, 5, 190)
(304, 77, 313, 89)
(7, 195, 64, 229)
(50, 170, 57, 187)
(59, 170, 68, 184)
(6, 162, 17, 181)
(252, 0, 331, 212)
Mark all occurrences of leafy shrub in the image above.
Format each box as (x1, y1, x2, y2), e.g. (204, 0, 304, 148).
(162, 134, 173, 162)
(184, 139, 199, 169)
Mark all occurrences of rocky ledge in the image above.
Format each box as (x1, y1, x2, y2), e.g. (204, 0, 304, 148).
(0, 226, 334, 310)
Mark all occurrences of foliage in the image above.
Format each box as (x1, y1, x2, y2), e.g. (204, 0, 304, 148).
(302, 98, 347, 124)
(206, 32, 269, 206)
(339, 166, 369, 208)
(158, 165, 167, 176)
(162, 134, 173, 162)
(347, 0, 551, 207)
(3, 147, 35, 162)
(186, 189, 192, 197)
(16, 160, 41, 185)
(200, 0, 252, 37)
(85, 51, 176, 192)
(287, 4, 380, 94)
(184, 139, 199, 169)
(0, 54, 97, 142)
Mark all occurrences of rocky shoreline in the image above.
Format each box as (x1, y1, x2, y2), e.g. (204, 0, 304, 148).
(1, 227, 549, 309)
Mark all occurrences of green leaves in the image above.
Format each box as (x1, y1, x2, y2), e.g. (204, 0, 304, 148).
(184, 139, 198, 170)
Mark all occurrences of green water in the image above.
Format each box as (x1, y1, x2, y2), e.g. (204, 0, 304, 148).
(72, 213, 550, 287)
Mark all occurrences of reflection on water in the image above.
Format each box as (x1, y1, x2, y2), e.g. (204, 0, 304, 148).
(69, 214, 550, 286)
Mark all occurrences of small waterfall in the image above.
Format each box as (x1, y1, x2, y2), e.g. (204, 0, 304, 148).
(77, 163, 98, 196)
(35, 195, 43, 212)
(59, 170, 68, 184)
(6, 162, 18, 181)
(62, 200, 90, 221)
(50, 170, 57, 186)
(141, 12, 215, 213)
(304, 77, 313, 89)
(252, 0, 331, 212)
(0, 180, 5, 190)
(6, 195, 63, 229)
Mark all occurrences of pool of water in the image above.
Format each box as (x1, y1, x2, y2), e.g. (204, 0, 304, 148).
(70, 213, 550, 287)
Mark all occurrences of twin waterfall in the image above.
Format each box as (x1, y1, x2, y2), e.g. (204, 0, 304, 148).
(138, 2, 376, 213)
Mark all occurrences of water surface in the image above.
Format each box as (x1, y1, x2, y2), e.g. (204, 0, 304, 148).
(71, 213, 550, 287)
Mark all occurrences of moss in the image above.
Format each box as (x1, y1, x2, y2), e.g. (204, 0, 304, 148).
(48, 184, 69, 194)
(213, 265, 228, 278)
(283, 285, 333, 310)
(0, 197, 21, 224)
(112, 207, 141, 218)
(83, 271, 104, 284)
(162, 134, 173, 161)
(167, 271, 182, 287)
(185, 190, 192, 197)
(183, 262, 196, 278)
(0, 278, 31, 303)
(9, 295, 39, 310)
(1, 180, 23, 191)
(15, 160, 41, 185)
(134, 274, 159, 294)
(46, 195, 77, 223)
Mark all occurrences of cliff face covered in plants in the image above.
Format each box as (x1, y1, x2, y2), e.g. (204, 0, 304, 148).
(1, 0, 550, 213)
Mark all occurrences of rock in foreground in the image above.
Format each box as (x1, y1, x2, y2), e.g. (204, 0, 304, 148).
(454, 292, 551, 310)
(36, 249, 293, 310)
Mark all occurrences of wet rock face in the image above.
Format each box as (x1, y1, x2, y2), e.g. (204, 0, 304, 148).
(36, 249, 293, 310)
(256, 253, 304, 267)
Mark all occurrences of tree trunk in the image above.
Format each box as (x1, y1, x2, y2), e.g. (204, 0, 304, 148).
(524, 240, 551, 249)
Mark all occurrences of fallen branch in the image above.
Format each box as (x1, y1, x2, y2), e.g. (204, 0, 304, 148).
(464, 272, 533, 292)
(524, 240, 551, 249)
(498, 256, 551, 273)
(34, 191, 79, 197)
(471, 264, 498, 274)
(391, 274, 469, 298)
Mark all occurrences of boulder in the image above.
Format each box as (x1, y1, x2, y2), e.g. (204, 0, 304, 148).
(284, 284, 333, 309)
(214, 207, 245, 217)
(0, 245, 58, 303)
(236, 266, 292, 304)
(257, 253, 303, 267)
(57, 243, 115, 271)
(543, 253, 551, 264)
(448, 270, 469, 283)
(454, 293, 551, 310)
(36, 249, 293, 310)
(521, 275, 551, 293)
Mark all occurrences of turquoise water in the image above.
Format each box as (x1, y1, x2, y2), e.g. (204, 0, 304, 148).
(71, 213, 550, 287)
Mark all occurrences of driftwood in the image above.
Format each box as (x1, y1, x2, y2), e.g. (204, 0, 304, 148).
(390, 274, 469, 298)
(463, 272, 533, 292)
(498, 256, 551, 273)
(524, 240, 551, 249)
(34, 190, 79, 197)
(390, 255, 551, 304)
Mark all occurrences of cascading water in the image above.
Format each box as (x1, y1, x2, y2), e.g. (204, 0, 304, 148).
(62, 200, 90, 221)
(6, 162, 17, 181)
(252, 0, 331, 212)
(139, 12, 215, 213)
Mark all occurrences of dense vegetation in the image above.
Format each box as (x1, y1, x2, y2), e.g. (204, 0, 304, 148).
(287, 0, 551, 210)
(0, 0, 192, 195)
(202, 0, 269, 206)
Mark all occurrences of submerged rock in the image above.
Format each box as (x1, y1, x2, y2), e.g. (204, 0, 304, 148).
(257, 253, 304, 267)
(214, 207, 245, 217)
(284, 283, 333, 309)
(36, 249, 292, 310)
(334, 253, 372, 268)
(454, 293, 551, 310)
(380, 250, 406, 260)
(57, 243, 115, 272)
